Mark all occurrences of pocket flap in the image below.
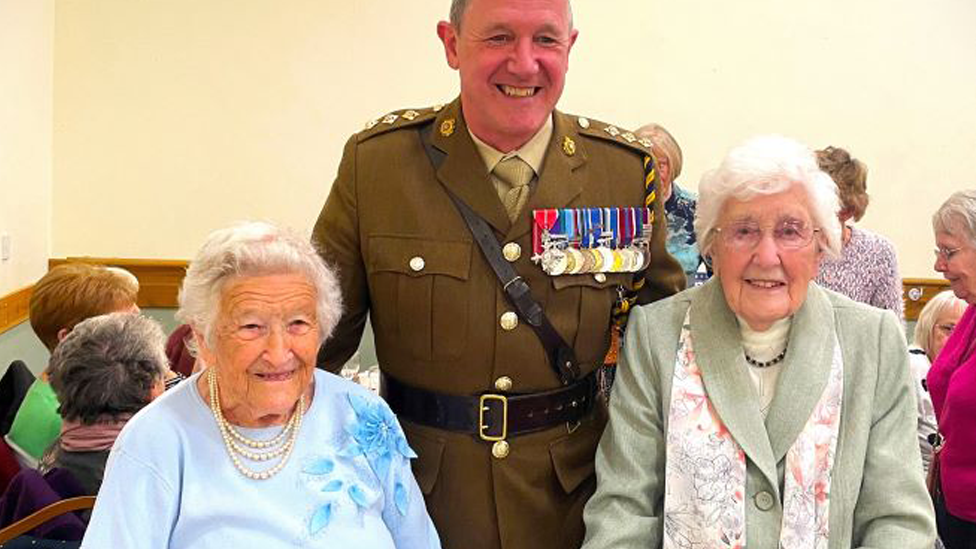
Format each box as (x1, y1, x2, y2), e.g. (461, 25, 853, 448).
(548, 417, 603, 494)
(368, 235, 471, 280)
(551, 272, 632, 291)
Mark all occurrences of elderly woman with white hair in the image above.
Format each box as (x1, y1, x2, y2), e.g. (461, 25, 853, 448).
(927, 190, 976, 548)
(581, 136, 935, 548)
(81, 222, 440, 549)
(908, 290, 967, 475)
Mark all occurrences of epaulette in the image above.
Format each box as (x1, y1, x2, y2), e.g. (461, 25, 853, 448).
(569, 115, 654, 157)
(355, 105, 444, 143)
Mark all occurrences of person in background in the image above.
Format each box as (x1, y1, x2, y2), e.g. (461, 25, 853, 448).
(928, 190, 976, 548)
(165, 324, 197, 377)
(5, 264, 140, 467)
(38, 313, 168, 495)
(582, 135, 935, 548)
(814, 146, 905, 318)
(635, 123, 705, 284)
(312, 0, 684, 547)
(910, 290, 967, 475)
(82, 222, 439, 548)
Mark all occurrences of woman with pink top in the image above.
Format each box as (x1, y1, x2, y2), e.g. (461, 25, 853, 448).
(928, 189, 976, 547)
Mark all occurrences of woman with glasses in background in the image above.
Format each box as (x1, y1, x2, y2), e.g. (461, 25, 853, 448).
(927, 190, 976, 548)
(582, 136, 934, 549)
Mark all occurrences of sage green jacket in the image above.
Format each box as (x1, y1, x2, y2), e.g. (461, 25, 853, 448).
(582, 278, 936, 549)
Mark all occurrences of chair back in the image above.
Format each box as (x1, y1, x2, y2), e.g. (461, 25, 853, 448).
(0, 469, 88, 542)
(0, 496, 95, 544)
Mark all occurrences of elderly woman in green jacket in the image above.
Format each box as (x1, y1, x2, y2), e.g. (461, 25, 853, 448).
(582, 135, 935, 548)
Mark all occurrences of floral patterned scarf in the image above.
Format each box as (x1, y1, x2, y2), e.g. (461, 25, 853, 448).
(663, 311, 844, 549)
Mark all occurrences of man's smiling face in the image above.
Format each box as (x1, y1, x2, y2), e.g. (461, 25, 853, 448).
(438, 0, 577, 152)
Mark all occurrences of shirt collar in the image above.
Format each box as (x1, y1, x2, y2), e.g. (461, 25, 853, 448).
(468, 115, 554, 175)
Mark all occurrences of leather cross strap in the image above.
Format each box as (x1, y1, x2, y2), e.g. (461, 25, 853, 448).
(419, 124, 580, 385)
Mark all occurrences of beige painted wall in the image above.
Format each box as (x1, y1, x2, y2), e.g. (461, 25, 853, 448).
(0, 0, 53, 295)
(52, 0, 976, 276)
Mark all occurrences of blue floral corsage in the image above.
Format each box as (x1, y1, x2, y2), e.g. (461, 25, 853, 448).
(304, 392, 418, 535)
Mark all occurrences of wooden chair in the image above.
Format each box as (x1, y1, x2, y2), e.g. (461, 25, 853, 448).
(0, 496, 95, 544)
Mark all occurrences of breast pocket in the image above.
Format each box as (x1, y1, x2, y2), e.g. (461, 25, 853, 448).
(550, 273, 633, 360)
(367, 235, 471, 362)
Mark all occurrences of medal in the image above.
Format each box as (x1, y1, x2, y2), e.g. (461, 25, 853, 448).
(611, 249, 625, 272)
(547, 249, 568, 276)
(533, 209, 559, 256)
(580, 249, 597, 273)
(533, 206, 654, 276)
(598, 247, 615, 273)
(640, 247, 652, 271)
(588, 248, 604, 272)
(607, 208, 620, 249)
(567, 248, 585, 274)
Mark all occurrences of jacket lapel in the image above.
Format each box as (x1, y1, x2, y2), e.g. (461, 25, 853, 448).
(689, 279, 779, 492)
(764, 283, 835, 462)
(430, 99, 511, 233)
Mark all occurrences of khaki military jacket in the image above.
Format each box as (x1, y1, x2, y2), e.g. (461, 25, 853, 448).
(313, 98, 684, 549)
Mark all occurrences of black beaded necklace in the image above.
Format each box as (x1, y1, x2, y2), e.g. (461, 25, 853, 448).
(744, 346, 787, 368)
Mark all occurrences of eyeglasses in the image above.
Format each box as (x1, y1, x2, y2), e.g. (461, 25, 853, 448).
(934, 246, 963, 262)
(715, 220, 820, 251)
(936, 323, 957, 336)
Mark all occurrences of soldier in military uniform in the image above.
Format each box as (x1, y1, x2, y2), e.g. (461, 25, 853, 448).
(312, 0, 684, 547)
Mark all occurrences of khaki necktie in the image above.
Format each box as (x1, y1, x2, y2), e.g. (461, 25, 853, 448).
(492, 156, 534, 222)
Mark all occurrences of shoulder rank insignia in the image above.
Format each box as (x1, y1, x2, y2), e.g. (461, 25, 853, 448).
(358, 105, 441, 142)
(571, 115, 653, 156)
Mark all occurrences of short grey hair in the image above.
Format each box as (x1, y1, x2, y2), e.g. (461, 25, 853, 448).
(913, 290, 966, 356)
(635, 123, 683, 181)
(449, 0, 573, 30)
(49, 312, 168, 425)
(176, 221, 343, 348)
(694, 135, 842, 259)
(932, 190, 976, 248)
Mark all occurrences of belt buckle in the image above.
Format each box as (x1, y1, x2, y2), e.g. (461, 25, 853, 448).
(478, 394, 508, 442)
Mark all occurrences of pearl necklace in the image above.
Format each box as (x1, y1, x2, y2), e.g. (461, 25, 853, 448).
(207, 368, 305, 480)
(744, 346, 787, 369)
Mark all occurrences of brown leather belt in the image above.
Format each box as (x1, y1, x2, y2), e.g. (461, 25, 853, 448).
(383, 372, 598, 441)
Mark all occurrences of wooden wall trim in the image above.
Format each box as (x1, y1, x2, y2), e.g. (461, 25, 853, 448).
(903, 278, 951, 322)
(0, 286, 33, 336)
(49, 257, 188, 309)
(8, 262, 951, 324)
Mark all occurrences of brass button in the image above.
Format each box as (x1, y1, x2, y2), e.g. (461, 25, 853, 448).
(754, 490, 775, 511)
(502, 242, 521, 262)
(494, 376, 513, 392)
(500, 311, 519, 331)
(409, 256, 425, 272)
(593, 273, 607, 283)
(492, 440, 510, 459)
